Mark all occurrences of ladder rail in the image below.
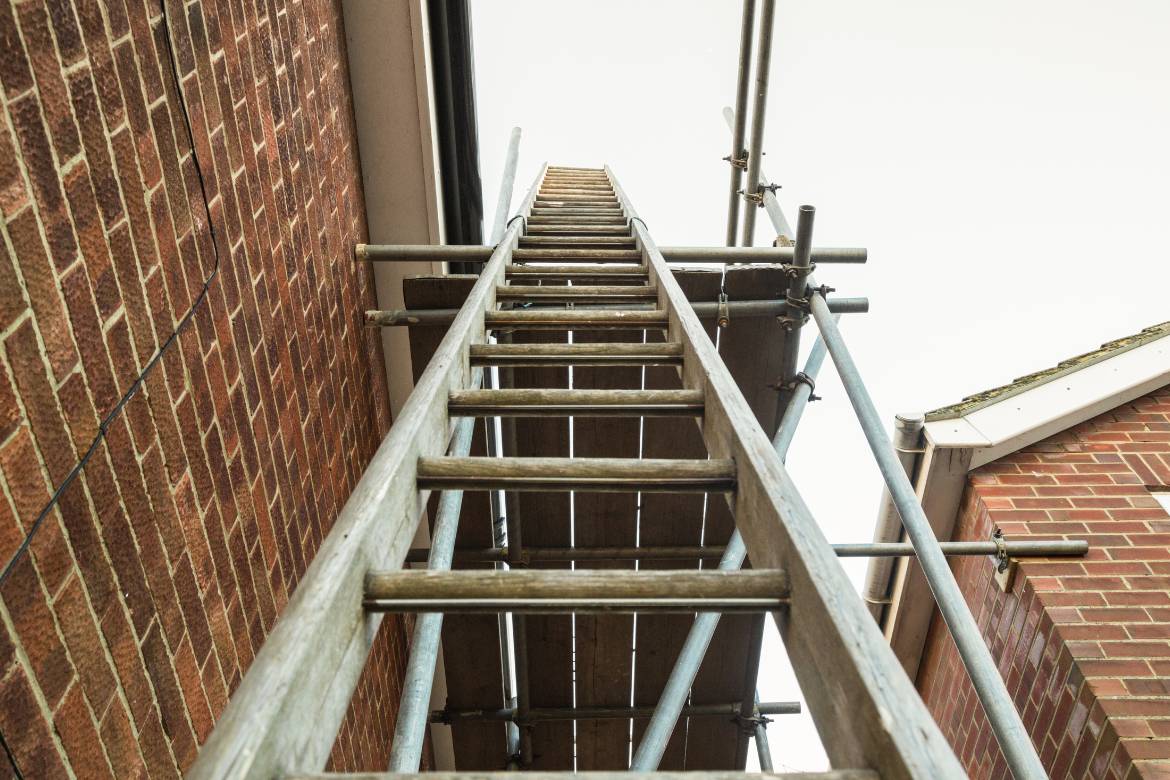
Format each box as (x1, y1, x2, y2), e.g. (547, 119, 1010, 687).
(608, 166, 965, 778)
(185, 166, 547, 780)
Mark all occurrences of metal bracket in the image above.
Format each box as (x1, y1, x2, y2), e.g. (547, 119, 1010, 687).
(769, 371, 820, 401)
(990, 528, 1018, 591)
(506, 214, 527, 232)
(722, 152, 748, 170)
(782, 261, 816, 280)
(738, 183, 780, 208)
(733, 713, 773, 734)
(811, 283, 836, 298)
(991, 529, 1010, 573)
(716, 292, 730, 329)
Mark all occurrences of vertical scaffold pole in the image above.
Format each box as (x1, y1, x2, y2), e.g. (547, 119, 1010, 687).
(738, 0, 777, 247)
(725, 0, 757, 246)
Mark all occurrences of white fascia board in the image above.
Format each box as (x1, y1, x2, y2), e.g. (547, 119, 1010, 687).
(883, 333, 1170, 666)
(344, 0, 447, 419)
(926, 333, 1170, 469)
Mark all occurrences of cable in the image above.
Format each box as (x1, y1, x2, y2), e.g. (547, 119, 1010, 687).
(0, 7, 218, 775)
(0, 0, 218, 590)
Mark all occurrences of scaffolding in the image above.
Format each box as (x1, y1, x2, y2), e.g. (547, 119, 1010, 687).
(188, 4, 1084, 778)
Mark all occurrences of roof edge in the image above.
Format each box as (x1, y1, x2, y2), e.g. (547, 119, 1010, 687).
(926, 321, 1170, 422)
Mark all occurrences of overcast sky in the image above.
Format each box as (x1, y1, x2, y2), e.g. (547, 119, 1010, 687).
(470, 0, 1170, 770)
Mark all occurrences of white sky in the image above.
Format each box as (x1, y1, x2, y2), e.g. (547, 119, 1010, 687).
(470, 0, 1170, 770)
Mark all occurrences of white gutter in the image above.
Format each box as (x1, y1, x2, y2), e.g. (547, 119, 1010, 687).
(871, 331, 1170, 678)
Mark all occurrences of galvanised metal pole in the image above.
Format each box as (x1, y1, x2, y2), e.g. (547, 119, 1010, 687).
(629, 318, 829, 770)
(721, 106, 794, 240)
(754, 693, 774, 771)
(772, 207, 817, 430)
(738, 0, 777, 248)
(489, 128, 522, 245)
(807, 292, 1047, 779)
(487, 130, 524, 763)
(404, 538, 1089, 564)
(387, 412, 477, 771)
(725, 0, 757, 246)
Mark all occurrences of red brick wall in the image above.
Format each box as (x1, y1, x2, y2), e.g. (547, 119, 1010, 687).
(0, 0, 412, 775)
(917, 385, 1170, 779)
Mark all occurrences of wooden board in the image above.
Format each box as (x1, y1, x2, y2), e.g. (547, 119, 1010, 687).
(508, 281, 575, 770)
(631, 270, 723, 770)
(571, 282, 644, 770)
(685, 264, 792, 768)
(404, 275, 506, 769)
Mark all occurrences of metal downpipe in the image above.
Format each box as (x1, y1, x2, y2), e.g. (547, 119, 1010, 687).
(862, 414, 925, 620)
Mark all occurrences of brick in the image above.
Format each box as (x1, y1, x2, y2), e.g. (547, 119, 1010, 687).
(0, 555, 73, 710)
(5, 209, 79, 381)
(66, 70, 124, 229)
(8, 93, 78, 268)
(97, 696, 146, 777)
(6, 321, 79, 490)
(53, 681, 114, 779)
(0, 2, 397, 773)
(53, 574, 117, 716)
(16, 3, 81, 161)
(0, 660, 69, 776)
(62, 164, 121, 321)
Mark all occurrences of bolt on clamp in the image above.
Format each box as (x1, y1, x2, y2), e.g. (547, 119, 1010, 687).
(991, 528, 1011, 573)
(722, 152, 748, 169)
(716, 292, 730, 329)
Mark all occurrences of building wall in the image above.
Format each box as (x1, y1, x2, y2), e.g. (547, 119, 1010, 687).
(917, 385, 1170, 779)
(0, 0, 410, 775)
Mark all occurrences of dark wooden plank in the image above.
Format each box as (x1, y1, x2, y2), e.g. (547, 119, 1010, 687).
(508, 276, 575, 770)
(404, 276, 506, 770)
(631, 270, 723, 770)
(571, 280, 643, 770)
(685, 265, 790, 769)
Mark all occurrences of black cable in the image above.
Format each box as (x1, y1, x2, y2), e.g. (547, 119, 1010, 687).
(0, 2, 218, 774)
(0, 0, 218, 589)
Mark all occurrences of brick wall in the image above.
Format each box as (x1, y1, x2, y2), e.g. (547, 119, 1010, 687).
(0, 0, 412, 775)
(917, 385, 1170, 779)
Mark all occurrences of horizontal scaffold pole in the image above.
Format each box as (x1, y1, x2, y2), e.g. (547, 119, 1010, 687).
(401, 539, 1089, 564)
(431, 700, 801, 724)
(365, 297, 868, 327)
(362, 569, 788, 614)
(355, 243, 866, 264)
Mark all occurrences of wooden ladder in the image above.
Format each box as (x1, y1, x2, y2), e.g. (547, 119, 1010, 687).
(186, 166, 964, 779)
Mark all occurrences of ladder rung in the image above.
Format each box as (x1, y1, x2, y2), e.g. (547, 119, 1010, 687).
(519, 236, 634, 244)
(526, 225, 631, 235)
(530, 205, 623, 212)
(496, 285, 657, 303)
(286, 771, 879, 780)
(448, 389, 703, 417)
(527, 217, 627, 225)
(506, 265, 647, 281)
(534, 199, 620, 206)
(485, 310, 666, 330)
(540, 186, 615, 193)
(416, 456, 735, 492)
(362, 569, 782, 613)
(513, 248, 641, 261)
(469, 342, 683, 367)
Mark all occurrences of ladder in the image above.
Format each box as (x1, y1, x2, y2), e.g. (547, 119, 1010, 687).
(187, 166, 965, 779)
